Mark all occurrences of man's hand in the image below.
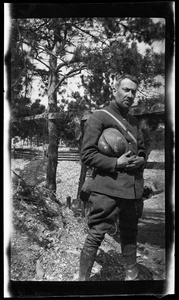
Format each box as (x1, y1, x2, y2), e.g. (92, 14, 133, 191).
(116, 151, 132, 169)
(116, 151, 145, 171)
(125, 155, 145, 171)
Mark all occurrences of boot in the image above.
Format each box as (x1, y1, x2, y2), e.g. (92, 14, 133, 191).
(79, 247, 97, 281)
(122, 244, 139, 281)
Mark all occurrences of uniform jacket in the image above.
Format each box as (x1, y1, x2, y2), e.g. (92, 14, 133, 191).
(81, 101, 147, 199)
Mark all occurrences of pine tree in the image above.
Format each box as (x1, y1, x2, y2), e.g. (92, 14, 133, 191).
(10, 16, 165, 197)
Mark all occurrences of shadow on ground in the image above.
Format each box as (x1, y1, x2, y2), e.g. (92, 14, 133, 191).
(138, 209, 165, 248)
(89, 248, 154, 281)
(90, 248, 125, 281)
(105, 206, 165, 250)
(12, 193, 63, 249)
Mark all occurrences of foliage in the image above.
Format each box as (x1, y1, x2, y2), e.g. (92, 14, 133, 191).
(10, 20, 34, 131)
(10, 20, 33, 100)
(79, 43, 165, 109)
(124, 18, 165, 44)
(10, 17, 165, 107)
(30, 99, 45, 115)
(10, 17, 165, 135)
(11, 98, 46, 143)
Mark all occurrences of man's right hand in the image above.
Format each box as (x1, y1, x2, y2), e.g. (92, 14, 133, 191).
(116, 151, 132, 169)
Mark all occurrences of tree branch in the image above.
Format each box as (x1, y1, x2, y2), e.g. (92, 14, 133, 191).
(30, 19, 51, 32)
(19, 38, 66, 71)
(17, 39, 52, 71)
(33, 55, 51, 71)
(48, 67, 85, 98)
(72, 24, 109, 47)
(137, 89, 149, 98)
(56, 61, 68, 72)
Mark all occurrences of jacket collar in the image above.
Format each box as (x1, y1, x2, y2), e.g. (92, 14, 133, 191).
(109, 100, 129, 118)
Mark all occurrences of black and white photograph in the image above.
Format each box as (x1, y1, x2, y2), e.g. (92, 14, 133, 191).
(4, 2, 175, 298)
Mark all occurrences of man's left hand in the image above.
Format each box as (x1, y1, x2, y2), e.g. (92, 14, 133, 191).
(125, 155, 145, 171)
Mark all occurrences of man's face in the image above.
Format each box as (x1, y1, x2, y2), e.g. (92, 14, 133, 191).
(114, 78, 138, 110)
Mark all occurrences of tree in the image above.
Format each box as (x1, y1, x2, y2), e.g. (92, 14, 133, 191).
(10, 19, 36, 145)
(78, 19, 165, 110)
(10, 18, 34, 110)
(10, 17, 117, 193)
(11, 18, 81, 192)
(11, 96, 46, 146)
(10, 17, 165, 199)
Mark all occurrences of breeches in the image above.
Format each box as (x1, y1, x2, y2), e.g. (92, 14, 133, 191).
(84, 192, 143, 250)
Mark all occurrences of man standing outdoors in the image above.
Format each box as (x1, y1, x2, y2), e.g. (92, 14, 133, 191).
(79, 73, 147, 281)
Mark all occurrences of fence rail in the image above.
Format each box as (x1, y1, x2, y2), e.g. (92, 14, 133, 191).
(11, 148, 80, 161)
(11, 148, 164, 169)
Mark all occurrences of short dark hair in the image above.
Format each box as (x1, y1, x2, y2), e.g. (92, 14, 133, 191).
(114, 73, 139, 87)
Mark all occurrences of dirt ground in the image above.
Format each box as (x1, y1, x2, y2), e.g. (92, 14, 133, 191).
(7, 149, 168, 295)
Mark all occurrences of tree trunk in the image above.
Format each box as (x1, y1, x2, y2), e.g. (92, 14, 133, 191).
(46, 53, 58, 193)
(46, 117, 58, 191)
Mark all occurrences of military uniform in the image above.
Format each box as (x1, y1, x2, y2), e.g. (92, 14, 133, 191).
(79, 100, 147, 281)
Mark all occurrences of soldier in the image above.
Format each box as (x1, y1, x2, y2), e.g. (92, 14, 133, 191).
(79, 73, 147, 281)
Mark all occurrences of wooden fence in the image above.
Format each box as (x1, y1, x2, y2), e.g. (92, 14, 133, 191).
(11, 148, 80, 162)
(11, 148, 164, 169)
